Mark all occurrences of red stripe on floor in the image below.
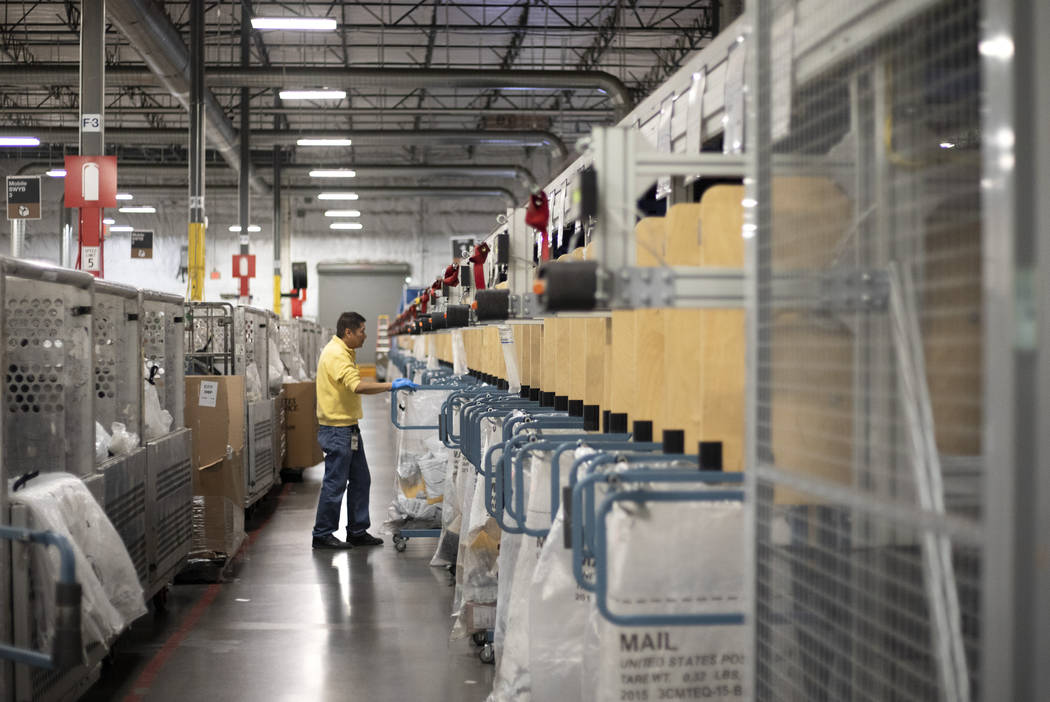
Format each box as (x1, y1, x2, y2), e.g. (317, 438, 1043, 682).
(122, 482, 292, 702)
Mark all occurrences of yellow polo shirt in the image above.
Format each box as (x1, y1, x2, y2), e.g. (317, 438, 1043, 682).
(316, 336, 362, 426)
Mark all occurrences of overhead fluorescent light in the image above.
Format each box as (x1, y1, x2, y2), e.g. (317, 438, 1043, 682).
(247, 225, 261, 232)
(330, 222, 363, 230)
(279, 89, 346, 101)
(251, 17, 337, 31)
(46, 168, 66, 178)
(118, 206, 156, 214)
(310, 169, 357, 178)
(229, 225, 242, 232)
(939, 142, 956, 149)
(102, 218, 115, 225)
(318, 192, 359, 200)
(0, 137, 40, 147)
(296, 138, 352, 147)
(324, 209, 361, 217)
(110, 225, 134, 232)
(116, 192, 133, 200)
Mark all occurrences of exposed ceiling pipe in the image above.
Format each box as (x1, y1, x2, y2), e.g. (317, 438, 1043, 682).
(121, 184, 519, 207)
(0, 106, 613, 118)
(0, 65, 632, 112)
(104, 0, 270, 195)
(4, 127, 569, 158)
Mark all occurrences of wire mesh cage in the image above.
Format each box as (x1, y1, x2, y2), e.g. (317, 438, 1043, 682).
(141, 290, 186, 431)
(299, 320, 323, 377)
(1, 259, 95, 479)
(184, 301, 234, 376)
(94, 280, 143, 440)
(751, 0, 983, 700)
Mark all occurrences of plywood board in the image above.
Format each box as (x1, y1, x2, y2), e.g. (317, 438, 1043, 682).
(584, 317, 609, 407)
(631, 218, 668, 429)
(569, 318, 588, 403)
(541, 319, 557, 393)
(608, 310, 637, 417)
(554, 318, 573, 398)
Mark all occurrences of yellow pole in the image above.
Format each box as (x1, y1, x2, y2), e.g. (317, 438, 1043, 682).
(188, 221, 206, 301)
(273, 274, 282, 317)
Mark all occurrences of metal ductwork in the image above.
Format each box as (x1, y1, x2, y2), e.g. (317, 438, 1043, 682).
(122, 184, 519, 207)
(4, 128, 569, 158)
(105, 0, 269, 195)
(17, 161, 541, 193)
(0, 65, 632, 111)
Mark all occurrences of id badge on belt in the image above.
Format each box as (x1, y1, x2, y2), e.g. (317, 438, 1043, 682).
(350, 432, 360, 451)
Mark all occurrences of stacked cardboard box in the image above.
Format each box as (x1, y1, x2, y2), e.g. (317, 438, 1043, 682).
(184, 376, 246, 559)
(282, 382, 323, 469)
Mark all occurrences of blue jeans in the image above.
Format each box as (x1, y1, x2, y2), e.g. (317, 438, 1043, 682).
(312, 424, 372, 538)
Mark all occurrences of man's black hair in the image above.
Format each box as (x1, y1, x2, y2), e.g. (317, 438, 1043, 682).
(337, 311, 367, 337)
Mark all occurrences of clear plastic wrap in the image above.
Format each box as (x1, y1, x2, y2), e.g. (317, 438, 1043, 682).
(583, 499, 748, 700)
(245, 361, 263, 402)
(108, 422, 139, 457)
(451, 329, 468, 376)
(268, 337, 284, 394)
(143, 381, 173, 441)
(10, 473, 147, 657)
(94, 421, 112, 463)
(430, 449, 465, 567)
(189, 495, 246, 560)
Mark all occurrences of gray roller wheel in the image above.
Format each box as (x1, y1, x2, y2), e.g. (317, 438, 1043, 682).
(394, 536, 408, 552)
(479, 643, 495, 664)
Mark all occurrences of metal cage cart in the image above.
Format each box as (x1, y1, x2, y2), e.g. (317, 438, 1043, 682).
(267, 311, 286, 487)
(0, 258, 104, 701)
(86, 280, 150, 593)
(184, 301, 235, 376)
(234, 305, 276, 508)
(141, 289, 191, 605)
(298, 319, 322, 377)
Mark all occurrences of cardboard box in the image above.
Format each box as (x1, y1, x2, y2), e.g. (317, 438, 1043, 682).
(184, 375, 245, 469)
(192, 448, 246, 505)
(189, 495, 246, 559)
(282, 382, 324, 468)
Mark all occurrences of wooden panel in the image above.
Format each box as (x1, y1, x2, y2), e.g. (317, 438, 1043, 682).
(768, 178, 854, 501)
(569, 318, 588, 403)
(554, 318, 573, 398)
(663, 191, 746, 467)
(529, 323, 544, 391)
(608, 311, 636, 417)
(584, 317, 609, 407)
(632, 217, 668, 429)
(520, 324, 533, 387)
(541, 319, 557, 393)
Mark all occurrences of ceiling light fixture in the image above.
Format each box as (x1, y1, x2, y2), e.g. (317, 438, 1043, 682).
(0, 137, 40, 147)
(310, 169, 357, 178)
(251, 17, 337, 31)
(229, 225, 242, 232)
(247, 225, 261, 232)
(110, 225, 134, 232)
(46, 168, 66, 178)
(318, 192, 359, 200)
(324, 209, 361, 217)
(118, 206, 156, 214)
(116, 193, 133, 200)
(279, 89, 346, 101)
(102, 218, 115, 225)
(297, 138, 353, 147)
(330, 222, 363, 230)
(939, 142, 956, 149)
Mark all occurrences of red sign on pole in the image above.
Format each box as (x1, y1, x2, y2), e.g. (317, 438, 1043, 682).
(64, 155, 117, 208)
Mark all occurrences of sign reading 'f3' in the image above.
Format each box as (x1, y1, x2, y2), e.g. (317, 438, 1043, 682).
(63, 155, 117, 208)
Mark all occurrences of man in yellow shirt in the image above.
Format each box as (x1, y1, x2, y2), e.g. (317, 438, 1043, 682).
(312, 311, 418, 549)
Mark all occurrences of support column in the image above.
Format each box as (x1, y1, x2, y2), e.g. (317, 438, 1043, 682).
(78, 0, 105, 277)
(10, 220, 25, 258)
(187, 0, 206, 300)
(272, 146, 282, 315)
(237, 7, 251, 305)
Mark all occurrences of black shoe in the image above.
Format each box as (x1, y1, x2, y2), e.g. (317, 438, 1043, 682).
(312, 534, 353, 550)
(347, 532, 384, 547)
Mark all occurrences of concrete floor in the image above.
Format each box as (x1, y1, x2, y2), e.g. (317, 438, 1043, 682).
(83, 394, 493, 702)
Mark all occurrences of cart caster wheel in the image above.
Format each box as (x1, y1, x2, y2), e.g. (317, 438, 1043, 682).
(472, 631, 487, 647)
(479, 643, 495, 664)
(394, 536, 407, 552)
(152, 586, 169, 613)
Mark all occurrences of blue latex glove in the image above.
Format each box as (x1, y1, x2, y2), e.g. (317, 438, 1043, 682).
(392, 378, 419, 391)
